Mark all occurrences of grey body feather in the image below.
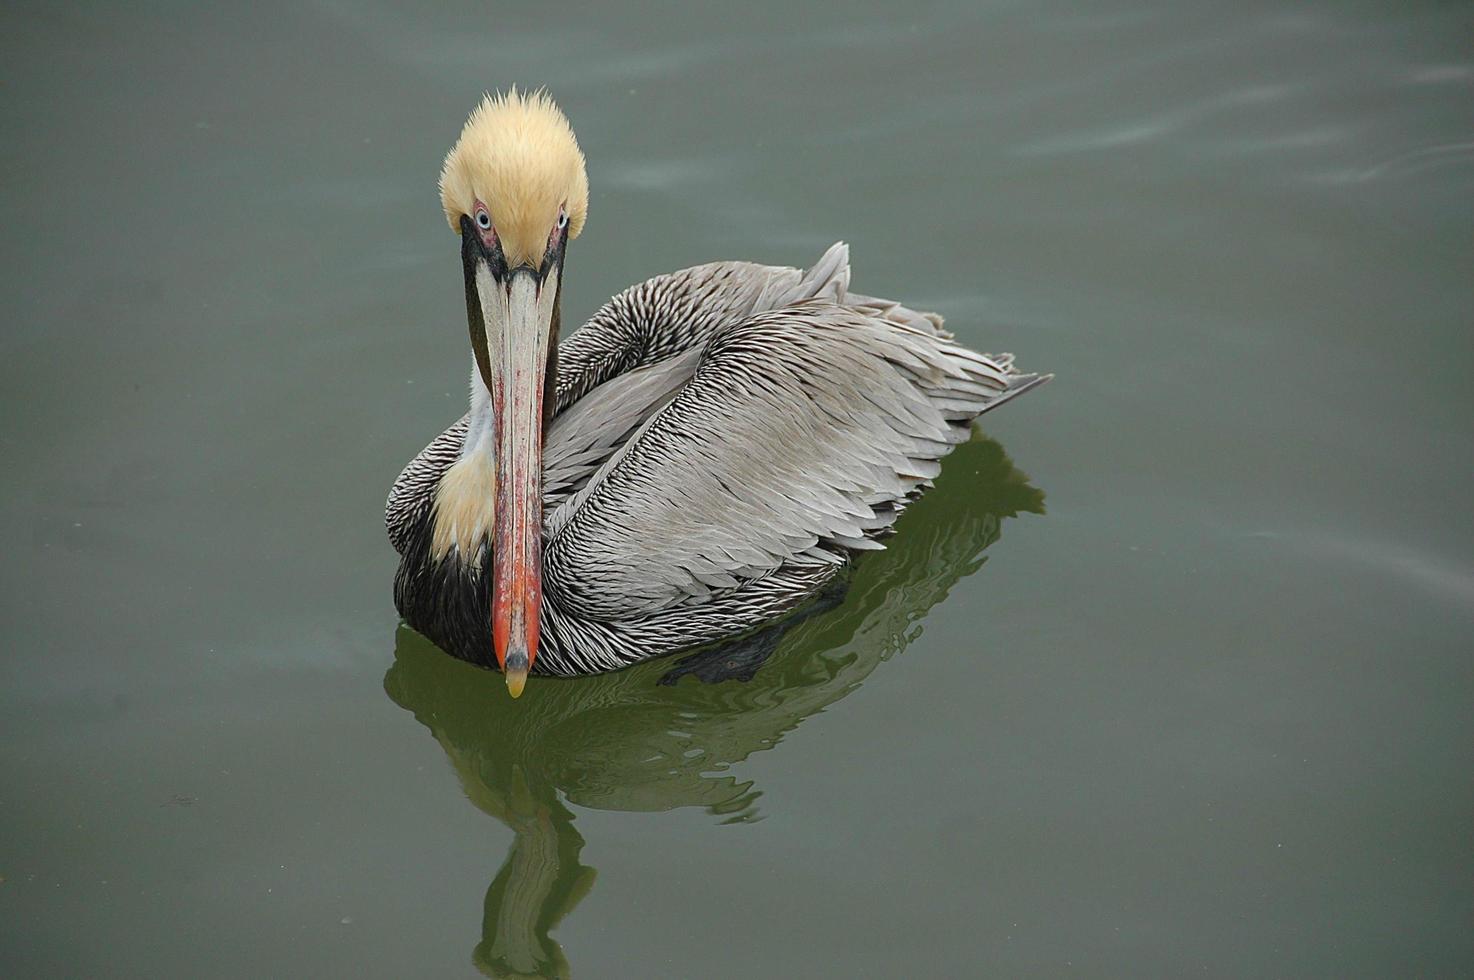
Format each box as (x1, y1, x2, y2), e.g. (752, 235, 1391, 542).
(388, 243, 1049, 675)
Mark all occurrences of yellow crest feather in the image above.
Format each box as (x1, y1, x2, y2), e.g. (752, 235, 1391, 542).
(438, 87, 589, 267)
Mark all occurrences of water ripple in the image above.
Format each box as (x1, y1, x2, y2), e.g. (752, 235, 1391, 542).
(1325, 141, 1474, 184)
(1247, 529, 1474, 610)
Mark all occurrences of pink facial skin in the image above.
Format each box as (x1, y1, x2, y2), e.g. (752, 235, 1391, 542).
(472, 199, 499, 252)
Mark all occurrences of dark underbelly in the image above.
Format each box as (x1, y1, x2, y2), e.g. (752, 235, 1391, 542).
(393, 517, 502, 670)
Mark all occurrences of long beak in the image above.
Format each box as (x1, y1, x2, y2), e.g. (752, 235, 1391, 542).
(467, 257, 557, 698)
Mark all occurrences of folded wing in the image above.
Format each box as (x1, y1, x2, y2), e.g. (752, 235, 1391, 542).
(543, 301, 1041, 621)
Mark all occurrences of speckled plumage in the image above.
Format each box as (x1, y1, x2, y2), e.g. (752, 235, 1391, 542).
(388, 243, 1048, 675)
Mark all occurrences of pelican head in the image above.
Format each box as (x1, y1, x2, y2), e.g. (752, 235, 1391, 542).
(438, 89, 588, 697)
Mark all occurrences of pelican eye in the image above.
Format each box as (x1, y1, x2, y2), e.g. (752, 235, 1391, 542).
(557, 207, 568, 230)
(475, 209, 492, 230)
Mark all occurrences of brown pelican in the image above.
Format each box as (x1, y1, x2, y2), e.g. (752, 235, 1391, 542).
(387, 89, 1049, 697)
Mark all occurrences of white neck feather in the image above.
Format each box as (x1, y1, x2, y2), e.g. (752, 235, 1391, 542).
(463, 360, 495, 461)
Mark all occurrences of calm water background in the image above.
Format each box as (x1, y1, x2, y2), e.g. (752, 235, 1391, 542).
(3, 1, 1471, 976)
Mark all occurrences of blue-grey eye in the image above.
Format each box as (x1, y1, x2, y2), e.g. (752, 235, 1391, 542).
(557, 208, 568, 230)
(475, 209, 491, 230)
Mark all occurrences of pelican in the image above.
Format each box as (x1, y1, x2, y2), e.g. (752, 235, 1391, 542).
(387, 89, 1050, 697)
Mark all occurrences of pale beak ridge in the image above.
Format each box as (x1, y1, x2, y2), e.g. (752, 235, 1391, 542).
(472, 261, 556, 695)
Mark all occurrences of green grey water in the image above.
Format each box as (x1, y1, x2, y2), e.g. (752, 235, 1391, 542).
(2, 1, 1470, 976)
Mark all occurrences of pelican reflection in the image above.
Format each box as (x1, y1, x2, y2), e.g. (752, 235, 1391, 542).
(384, 432, 1044, 978)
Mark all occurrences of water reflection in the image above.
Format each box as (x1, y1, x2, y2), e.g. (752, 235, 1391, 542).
(384, 432, 1044, 978)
